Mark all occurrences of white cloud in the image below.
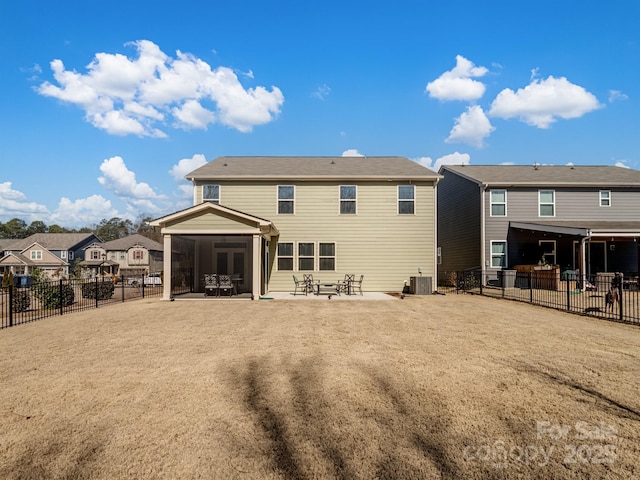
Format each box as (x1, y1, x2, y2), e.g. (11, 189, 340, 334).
(172, 99, 216, 129)
(98, 156, 162, 200)
(0, 182, 49, 216)
(426, 55, 488, 101)
(488, 75, 602, 128)
(500, 162, 515, 165)
(49, 195, 119, 227)
(608, 90, 628, 103)
(342, 149, 365, 157)
(446, 105, 495, 148)
(614, 160, 631, 169)
(433, 152, 470, 171)
(414, 156, 434, 169)
(413, 152, 470, 172)
(37, 40, 284, 136)
(169, 153, 208, 182)
(311, 84, 331, 100)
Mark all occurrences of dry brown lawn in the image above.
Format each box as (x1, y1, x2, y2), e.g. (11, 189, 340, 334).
(1, 294, 639, 479)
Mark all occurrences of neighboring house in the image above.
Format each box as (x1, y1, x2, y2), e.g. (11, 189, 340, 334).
(150, 156, 440, 299)
(82, 234, 164, 277)
(0, 233, 101, 278)
(437, 164, 640, 283)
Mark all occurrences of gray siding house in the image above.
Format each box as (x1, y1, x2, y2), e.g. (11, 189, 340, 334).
(438, 165, 640, 284)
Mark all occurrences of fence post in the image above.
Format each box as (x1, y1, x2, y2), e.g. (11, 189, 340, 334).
(529, 272, 533, 303)
(142, 275, 145, 299)
(619, 274, 624, 322)
(479, 271, 483, 295)
(95, 276, 99, 309)
(566, 275, 571, 311)
(59, 280, 64, 316)
(8, 286, 14, 328)
(121, 278, 125, 302)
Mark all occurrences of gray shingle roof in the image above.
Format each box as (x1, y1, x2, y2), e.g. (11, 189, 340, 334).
(186, 156, 440, 180)
(100, 234, 163, 251)
(441, 165, 640, 186)
(6, 233, 98, 252)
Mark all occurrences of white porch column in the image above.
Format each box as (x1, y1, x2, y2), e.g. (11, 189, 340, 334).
(162, 234, 172, 300)
(252, 234, 260, 299)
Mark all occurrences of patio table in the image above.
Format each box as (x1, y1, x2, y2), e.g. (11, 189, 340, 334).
(316, 282, 340, 296)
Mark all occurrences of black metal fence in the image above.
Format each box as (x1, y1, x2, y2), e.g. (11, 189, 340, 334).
(438, 269, 640, 325)
(1, 275, 162, 330)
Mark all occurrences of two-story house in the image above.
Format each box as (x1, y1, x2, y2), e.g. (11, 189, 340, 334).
(0, 233, 102, 278)
(437, 165, 640, 284)
(81, 234, 164, 278)
(150, 156, 440, 299)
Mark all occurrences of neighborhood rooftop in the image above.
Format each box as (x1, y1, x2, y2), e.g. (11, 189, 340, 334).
(186, 156, 440, 180)
(441, 165, 640, 186)
(3, 233, 97, 251)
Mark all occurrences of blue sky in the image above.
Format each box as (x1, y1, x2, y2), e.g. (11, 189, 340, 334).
(1, 1, 639, 228)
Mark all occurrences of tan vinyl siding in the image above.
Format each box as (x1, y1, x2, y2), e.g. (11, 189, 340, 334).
(195, 180, 436, 292)
(163, 210, 260, 232)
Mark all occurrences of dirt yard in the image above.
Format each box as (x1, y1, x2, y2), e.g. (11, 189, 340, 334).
(1, 294, 639, 479)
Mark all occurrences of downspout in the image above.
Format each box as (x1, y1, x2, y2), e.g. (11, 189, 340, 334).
(581, 230, 591, 291)
(480, 183, 487, 274)
(434, 177, 440, 288)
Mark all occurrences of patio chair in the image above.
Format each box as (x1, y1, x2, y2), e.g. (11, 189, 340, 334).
(351, 274, 364, 295)
(339, 274, 355, 294)
(293, 275, 310, 295)
(204, 274, 219, 296)
(303, 274, 315, 293)
(217, 274, 237, 296)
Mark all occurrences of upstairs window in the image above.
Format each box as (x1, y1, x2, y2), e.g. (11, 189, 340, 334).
(133, 250, 144, 260)
(490, 190, 507, 216)
(599, 190, 611, 207)
(203, 184, 220, 204)
(91, 250, 101, 260)
(398, 185, 415, 214)
(30, 250, 43, 260)
(278, 186, 295, 214)
(339, 186, 357, 214)
(539, 190, 555, 217)
(277, 243, 293, 271)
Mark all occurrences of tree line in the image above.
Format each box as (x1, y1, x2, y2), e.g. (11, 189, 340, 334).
(0, 216, 161, 243)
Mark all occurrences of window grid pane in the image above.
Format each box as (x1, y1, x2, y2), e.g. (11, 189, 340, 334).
(399, 201, 415, 214)
(203, 184, 219, 202)
(277, 242, 293, 271)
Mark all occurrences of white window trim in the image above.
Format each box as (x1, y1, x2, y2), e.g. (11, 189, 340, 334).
(318, 242, 337, 271)
(275, 242, 294, 272)
(397, 185, 416, 215)
(203, 183, 220, 204)
(339, 185, 357, 215)
(60, 250, 68, 259)
(297, 241, 315, 271)
(30, 250, 43, 260)
(277, 185, 295, 215)
(490, 189, 507, 217)
(538, 239, 557, 265)
(490, 240, 507, 269)
(599, 190, 611, 207)
(538, 189, 556, 217)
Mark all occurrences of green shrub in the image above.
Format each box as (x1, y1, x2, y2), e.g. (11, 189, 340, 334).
(12, 289, 31, 313)
(81, 281, 115, 300)
(34, 281, 75, 309)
